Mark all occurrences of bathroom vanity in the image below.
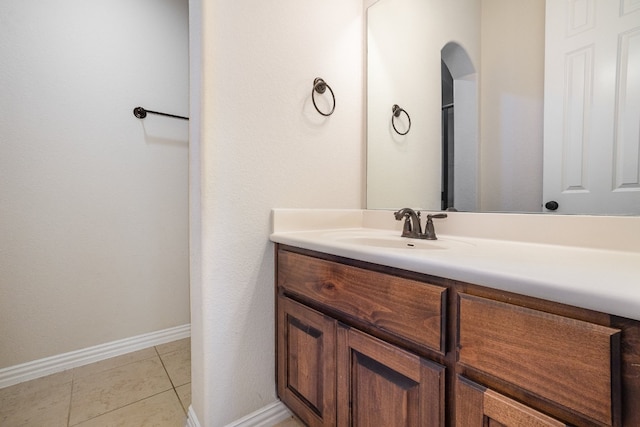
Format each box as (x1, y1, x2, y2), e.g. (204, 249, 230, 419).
(271, 209, 640, 427)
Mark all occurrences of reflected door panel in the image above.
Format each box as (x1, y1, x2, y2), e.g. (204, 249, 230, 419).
(543, 0, 640, 214)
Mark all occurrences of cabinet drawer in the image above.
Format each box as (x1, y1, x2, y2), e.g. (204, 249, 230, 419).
(278, 249, 447, 353)
(457, 376, 568, 426)
(458, 293, 621, 426)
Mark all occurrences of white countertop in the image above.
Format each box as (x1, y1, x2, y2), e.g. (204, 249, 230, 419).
(270, 209, 640, 321)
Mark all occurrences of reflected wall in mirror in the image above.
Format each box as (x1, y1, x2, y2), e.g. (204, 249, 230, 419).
(366, 0, 640, 215)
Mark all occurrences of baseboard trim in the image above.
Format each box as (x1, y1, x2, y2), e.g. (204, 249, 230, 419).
(225, 401, 293, 427)
(0, 324, 190, 389)
(185, 405, 200, 427)
(185, 401, 292, 427)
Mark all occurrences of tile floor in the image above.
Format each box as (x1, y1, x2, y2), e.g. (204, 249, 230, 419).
(0, 338, 191, 426)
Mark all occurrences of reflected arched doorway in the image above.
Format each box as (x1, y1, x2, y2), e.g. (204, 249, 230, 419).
(441, 60, 454, 210)
(441, 42, 478, 211)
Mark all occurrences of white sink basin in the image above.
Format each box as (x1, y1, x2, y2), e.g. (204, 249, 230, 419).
(322, 230, 473, 251)
(337, 236, 445, 250)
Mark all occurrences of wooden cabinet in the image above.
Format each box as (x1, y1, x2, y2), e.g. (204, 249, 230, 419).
(277, 247, 447, 427)
(277, 295, 445, 427)
(275, 245, 640, 427)
(337, 327, 445, 427)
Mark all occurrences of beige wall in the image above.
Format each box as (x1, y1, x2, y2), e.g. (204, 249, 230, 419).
(190, 0, 364, 424)
(479, 0, 545, 212)
(0, 0, 190, 369)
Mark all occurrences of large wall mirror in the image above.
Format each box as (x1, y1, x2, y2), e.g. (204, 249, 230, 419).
(366, 0, 640, 215)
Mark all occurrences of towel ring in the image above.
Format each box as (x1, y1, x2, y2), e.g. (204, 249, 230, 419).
(391, 104, 411, 135)
(312, 78, 335, 116)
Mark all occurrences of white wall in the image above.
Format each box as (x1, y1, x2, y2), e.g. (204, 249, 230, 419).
(479, 0, 545, 212)
(367, 0, 480, 210)
(0, 0, 190, 368)
(190, 0, 363, 424)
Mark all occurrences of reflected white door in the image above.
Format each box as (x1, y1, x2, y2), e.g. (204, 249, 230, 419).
(543, 0, 640, 214)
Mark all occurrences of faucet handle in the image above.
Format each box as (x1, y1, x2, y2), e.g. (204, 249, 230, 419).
(423, 213, 448, 240)
(400, 214, 413, 237)
(427, 213, 447, 220)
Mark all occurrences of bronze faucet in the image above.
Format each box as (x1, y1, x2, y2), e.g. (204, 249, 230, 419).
(393, 209, 448, 240)
(393, 208, 423, 238)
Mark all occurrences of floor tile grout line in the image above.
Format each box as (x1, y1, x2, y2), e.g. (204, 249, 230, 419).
(155, 345, 190, 415)
(172, 385, 188, 415)
(67, 388, 175, 426)
(66, 377, 74, 427)
(155, 345, 178, 390)
(68, 350, 174, 426)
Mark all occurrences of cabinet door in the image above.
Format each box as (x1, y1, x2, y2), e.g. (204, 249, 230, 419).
(278, 296, 337, 427)
(337, 327, 445, 427)
(456, 376, 568, 427)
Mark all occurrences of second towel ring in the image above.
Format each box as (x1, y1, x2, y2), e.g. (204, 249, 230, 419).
(392, 104, 411, 135)
(312, 78, 336, 116)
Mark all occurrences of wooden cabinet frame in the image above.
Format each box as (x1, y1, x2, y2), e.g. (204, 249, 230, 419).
(275, 245, 640, 427)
